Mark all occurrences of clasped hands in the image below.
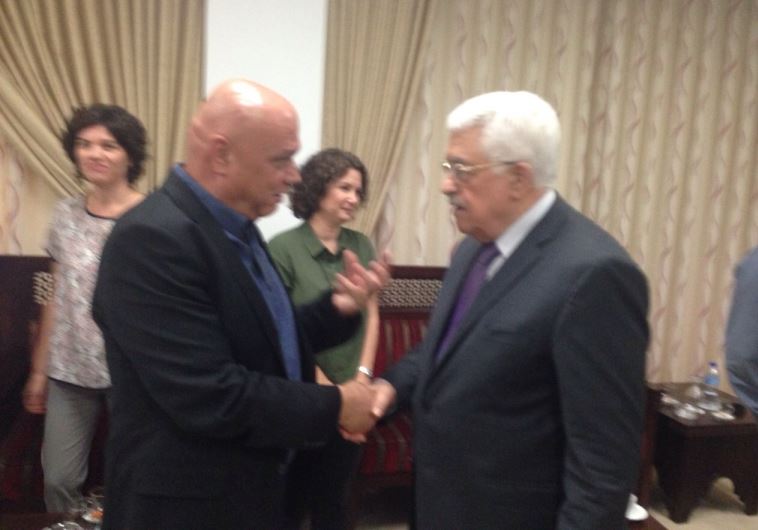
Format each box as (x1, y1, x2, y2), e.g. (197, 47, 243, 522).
(337, 378, 397, 442)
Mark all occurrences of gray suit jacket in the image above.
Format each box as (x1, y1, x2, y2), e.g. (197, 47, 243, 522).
(384, 196, 649, 530)
(726, 246, 758, 417)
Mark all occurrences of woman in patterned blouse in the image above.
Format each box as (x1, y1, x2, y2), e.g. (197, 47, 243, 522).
(22, 104, 147, 513)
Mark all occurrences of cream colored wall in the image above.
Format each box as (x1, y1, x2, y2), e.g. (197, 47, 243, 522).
(17, 168, 61, 255)
(205, 0, 326, 240)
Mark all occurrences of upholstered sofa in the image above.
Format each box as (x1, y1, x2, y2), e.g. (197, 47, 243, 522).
(0, 255, 52, 512)
(350, 265, 446, 523)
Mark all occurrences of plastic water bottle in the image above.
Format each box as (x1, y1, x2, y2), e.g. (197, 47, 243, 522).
(700, 361, 721, 411)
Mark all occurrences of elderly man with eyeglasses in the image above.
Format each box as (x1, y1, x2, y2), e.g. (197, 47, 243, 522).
(371, 91, 650, 530)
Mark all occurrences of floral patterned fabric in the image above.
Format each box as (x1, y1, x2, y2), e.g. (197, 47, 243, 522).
(45, 196, 114, 388)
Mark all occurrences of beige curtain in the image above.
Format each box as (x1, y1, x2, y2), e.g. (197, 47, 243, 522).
(324, 0, 758, 384)
(323, 0, 433, 240)
(0, 0, 204, 199)
(0, 140, 23, 253)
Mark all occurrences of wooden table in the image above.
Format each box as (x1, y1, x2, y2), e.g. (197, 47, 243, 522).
(652, 382, 758, 523)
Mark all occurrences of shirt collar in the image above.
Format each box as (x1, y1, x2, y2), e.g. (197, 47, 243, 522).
(493, 188, 556, 260)
(299, 222, 347, 259)
(174, 163, 255, 243)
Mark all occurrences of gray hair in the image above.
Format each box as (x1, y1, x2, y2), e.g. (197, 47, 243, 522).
(446, 91, 560, 186)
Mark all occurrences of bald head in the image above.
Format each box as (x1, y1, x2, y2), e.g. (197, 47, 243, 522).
(184, 79, 301, 219)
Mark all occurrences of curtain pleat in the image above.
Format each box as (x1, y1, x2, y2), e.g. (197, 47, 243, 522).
(325, 0, 758, 384)
(0, 0, 203, 197)
(323, 0, 434, 240)
(0, 0, 203, 252)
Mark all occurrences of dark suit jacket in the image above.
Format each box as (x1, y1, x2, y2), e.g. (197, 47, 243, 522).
(92, 170, 358, 530)
(384, 196, 649, 530)
(726, 246, 758, 417)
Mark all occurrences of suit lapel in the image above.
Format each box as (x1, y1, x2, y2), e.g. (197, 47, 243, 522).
(428, 197, 571, 376)
(162, 172, 283, 356)
(420, 240, 479, 362)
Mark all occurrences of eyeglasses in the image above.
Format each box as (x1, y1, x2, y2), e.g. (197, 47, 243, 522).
(441, 160, 519, 183)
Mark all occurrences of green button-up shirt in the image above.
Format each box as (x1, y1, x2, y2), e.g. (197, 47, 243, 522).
(268, 222, 375, 383)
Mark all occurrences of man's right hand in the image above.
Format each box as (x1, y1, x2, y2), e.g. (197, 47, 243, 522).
(22, 373, 48, 414)
(337, 379, 377, 441)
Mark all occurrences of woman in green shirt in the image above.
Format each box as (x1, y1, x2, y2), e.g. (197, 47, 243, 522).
(269, 148, 378, 530)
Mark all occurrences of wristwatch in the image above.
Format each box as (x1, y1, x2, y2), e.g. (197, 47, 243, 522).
(357, 365, 374, 379)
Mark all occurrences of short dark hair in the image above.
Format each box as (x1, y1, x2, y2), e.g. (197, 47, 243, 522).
(61, 104, 147, 183)
(290, 148, 369, 220)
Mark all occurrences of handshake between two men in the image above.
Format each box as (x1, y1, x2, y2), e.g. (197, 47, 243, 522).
(327, 249, 398, 442)
(337, 377, 397, 442)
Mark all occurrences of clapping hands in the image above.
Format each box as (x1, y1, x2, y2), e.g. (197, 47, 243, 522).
(331, 250, 390, 316)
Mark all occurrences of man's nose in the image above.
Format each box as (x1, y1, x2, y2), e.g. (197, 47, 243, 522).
(440, 173, 456, 195)
(286, 165, 301, 185)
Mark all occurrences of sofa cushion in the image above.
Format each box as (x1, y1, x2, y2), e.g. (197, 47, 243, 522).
(359, 266, 445, 478)
(359, 411, 413, 475)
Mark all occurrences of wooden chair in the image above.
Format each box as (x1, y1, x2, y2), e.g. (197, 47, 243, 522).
(0, 255, 106, 513)
(0, 256, 52, 512)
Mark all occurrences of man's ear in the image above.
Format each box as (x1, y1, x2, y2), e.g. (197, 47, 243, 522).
(509, 161, 535, 197)
(209, 135, 230, 174)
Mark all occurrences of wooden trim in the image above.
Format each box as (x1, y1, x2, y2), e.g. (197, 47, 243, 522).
(389, 265, 446, 280)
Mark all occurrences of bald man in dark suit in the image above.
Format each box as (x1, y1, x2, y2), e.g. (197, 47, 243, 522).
(93, 79, 387, 530)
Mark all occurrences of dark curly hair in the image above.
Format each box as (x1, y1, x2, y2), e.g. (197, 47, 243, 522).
(61, 104, 147, 184)
(290, 148, 369, 220)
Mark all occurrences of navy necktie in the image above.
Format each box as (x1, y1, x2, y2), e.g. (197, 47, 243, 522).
(436, 243, 500, 359)
(247, 229, 302, 380)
